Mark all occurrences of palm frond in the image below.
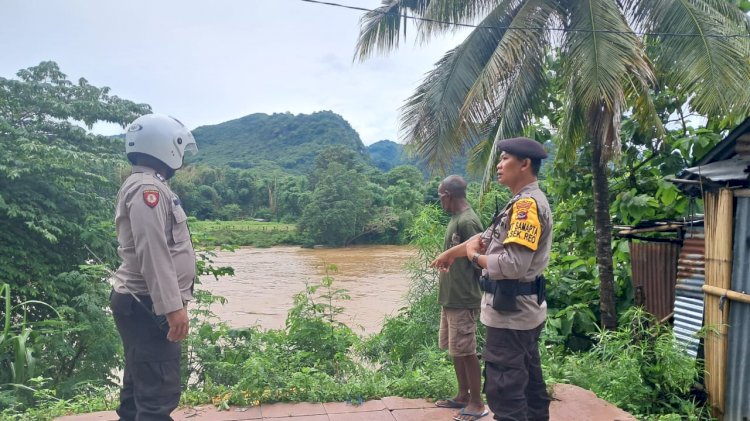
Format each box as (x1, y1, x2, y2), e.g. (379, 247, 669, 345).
(456, 0, 557, 191)
(624, 69, 665, 142)
(626, 0, 750, 117)
(466, 134, 495, 177)
(560, 0, 655, 161)
(623, 0, 750, 33)
(558, 92, 587, 162)
(461, 0, 556, 131)
(399, 1, 527, 171)
(419, 0, 511, 37)
(698, 0, 750, 31)
(355, 0, 432, 60)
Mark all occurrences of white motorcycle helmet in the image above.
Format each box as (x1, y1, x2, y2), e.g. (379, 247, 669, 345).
(125, 114, 198, 170)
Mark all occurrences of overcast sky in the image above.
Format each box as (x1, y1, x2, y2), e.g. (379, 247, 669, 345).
(0, 0, 469, 145)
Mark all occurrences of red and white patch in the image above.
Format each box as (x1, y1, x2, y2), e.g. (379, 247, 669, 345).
(143, 190, 160, 208)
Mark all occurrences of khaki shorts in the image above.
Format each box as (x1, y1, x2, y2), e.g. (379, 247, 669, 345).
(439, 307, 479, 357)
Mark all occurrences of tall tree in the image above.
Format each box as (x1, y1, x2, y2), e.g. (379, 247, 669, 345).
(0, 61, 150, 400)
(300, 161, 373, 246)
(356, 0, 750, 328)
(0, 61, 150, 299)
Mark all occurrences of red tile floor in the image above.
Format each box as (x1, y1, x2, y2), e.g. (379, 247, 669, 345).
(54, 384, 636, 421)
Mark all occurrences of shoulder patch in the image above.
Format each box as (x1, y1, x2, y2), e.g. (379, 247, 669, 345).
(143, 189, 160, 208)
(503, 198, 541, 251)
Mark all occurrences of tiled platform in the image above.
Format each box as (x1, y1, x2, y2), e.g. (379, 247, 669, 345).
(54, 384, 636, 421)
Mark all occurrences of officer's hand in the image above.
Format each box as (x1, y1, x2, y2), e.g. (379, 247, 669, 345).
(477, 237, 487, 254)
(466, 236, 485, 256)
(165, 307, 189, 342)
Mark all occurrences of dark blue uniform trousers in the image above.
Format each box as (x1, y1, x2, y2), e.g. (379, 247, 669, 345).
(111, 291, 181, 421)
(483, 323, 550, 421)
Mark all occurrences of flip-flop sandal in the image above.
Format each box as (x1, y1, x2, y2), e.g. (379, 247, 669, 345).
(452, 408, 489, 421)
(435, 398, 467, 408)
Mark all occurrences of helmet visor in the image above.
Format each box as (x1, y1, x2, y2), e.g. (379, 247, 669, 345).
(184, 142, 198, 156)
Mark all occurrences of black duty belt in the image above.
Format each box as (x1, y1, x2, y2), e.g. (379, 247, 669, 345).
(478, 275, 547, 312)
(479, 277, 537, 295)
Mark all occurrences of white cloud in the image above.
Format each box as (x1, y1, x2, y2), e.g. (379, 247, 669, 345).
(0, 0, 468, 145)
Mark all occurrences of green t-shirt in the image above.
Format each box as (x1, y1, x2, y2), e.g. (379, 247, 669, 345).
(438, 207, 483, 308)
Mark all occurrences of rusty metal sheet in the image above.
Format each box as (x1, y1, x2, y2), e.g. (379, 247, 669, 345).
(629, 242, 680, 320)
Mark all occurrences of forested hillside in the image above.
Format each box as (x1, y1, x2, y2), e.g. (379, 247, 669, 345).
(368, 139, 472, 178)
(189, 111, 370, 173)
(367, 139, 413, 171)
(190, 114, 473, 179)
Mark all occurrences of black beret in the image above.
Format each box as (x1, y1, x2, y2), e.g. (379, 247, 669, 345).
(495, 137, 548, 160)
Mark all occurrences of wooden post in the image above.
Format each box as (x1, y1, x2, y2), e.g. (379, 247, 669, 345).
(703, 188, 734, 420)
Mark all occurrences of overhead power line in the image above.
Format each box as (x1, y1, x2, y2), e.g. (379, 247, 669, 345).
(298, 0, 750, 39)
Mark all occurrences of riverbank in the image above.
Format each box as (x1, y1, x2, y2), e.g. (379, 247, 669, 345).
(191, 219, 300, 247)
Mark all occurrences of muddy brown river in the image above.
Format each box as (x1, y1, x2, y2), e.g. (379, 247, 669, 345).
(199, 245, 417, 335)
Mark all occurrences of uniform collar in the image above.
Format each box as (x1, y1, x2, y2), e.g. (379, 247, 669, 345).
(131, 165, 166, 182)
(518, 181, 538, 193)
(513, 181, 538, 197)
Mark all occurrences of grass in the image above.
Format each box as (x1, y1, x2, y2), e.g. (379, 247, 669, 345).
(190, 219, 301, 247)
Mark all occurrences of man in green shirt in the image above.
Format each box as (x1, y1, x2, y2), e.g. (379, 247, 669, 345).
(434, 175, 486, 420)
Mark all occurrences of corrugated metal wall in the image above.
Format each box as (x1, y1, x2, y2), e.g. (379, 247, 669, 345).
(724, 197, 750, 420)
(674, 226, 705, 357)
(630, 242, 680, 320)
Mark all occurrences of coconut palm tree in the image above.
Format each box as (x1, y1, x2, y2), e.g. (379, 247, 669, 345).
(356, 0, 750, 328)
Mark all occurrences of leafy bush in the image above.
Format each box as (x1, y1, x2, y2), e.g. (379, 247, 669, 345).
(0, 380, 116, 420)
(36, 268, 121, 397)
(0, 267, 120, 411)
(285, 266, 357, 375)
(544, 307, 707, 420)
(1, 283, 51, 408)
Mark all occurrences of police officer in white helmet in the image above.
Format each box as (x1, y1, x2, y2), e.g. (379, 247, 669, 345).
(110, 114, 198, 420)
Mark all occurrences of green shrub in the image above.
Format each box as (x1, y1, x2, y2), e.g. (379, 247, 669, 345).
(543, 307, 708, 419)
(1, 272, 118, 411)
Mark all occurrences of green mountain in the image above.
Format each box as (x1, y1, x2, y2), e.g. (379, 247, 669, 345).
(367, 139, 415, 171)
(189, 111, 369, 173)
(188, 110, 475, 178)
(367, 139, 474, 179)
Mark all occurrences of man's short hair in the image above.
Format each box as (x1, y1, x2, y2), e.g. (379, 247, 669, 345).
(441, 175, 467, 198)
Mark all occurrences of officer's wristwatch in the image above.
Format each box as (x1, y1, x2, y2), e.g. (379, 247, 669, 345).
(471, 252, 481, 265)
